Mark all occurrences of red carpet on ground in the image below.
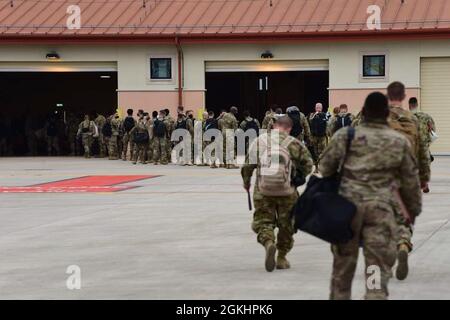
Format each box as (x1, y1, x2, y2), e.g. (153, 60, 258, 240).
(0, 175, 158, 193)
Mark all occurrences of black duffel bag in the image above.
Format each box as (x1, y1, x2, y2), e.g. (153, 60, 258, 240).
(292, 127, 356, 244)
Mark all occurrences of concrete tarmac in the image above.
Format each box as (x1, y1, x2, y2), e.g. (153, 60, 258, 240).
(0, 156, 449, 299)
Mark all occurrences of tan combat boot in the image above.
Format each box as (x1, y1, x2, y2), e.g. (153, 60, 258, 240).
(264, 240, 276, 272)
(276, 252, 291, 270)
(210, 163, 218, 169)
(396, 244, 409, 280)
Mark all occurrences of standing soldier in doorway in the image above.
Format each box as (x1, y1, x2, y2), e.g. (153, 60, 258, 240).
(221, 106, 239, 169)
(309, 103, 328, 170)
(121, 109, 136, 161)
(77, 113, 97, 158)
(129, 113, 150, 165)
(108, 113, 122, 160)
(152, 110, 169, 165)
(242, 115, 313, 272)
(94, 111, 107, 158)
(164, 108, 176, 161)
(45, 114, 60, 156)
(66, 113, 80, 156)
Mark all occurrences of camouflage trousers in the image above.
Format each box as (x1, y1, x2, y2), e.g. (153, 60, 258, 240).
(46, 136, 60, 156)
(107, 135, 119, 159)
(203, 140, 217, 165)
(394, 204, 413, 252)
(81, 134, 92, 156)
(133, 143, 148, 164)
(252, 192, 297, 254)
(330, 201, 397, 300)
(310, 135, 328, 164)
(122, 132, 135, 160)
(153, 137, 168, 164)
(146, 138, 154, 163)
(96, 133, 107, 157)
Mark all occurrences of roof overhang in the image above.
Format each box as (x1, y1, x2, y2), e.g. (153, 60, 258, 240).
(1, 28, 450, 45)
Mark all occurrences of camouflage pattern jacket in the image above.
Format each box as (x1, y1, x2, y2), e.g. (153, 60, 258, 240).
(388, 106, 431, 184)
(413, 110, 436, 147)
(319, 121, 422, 217)
(221, 112, 238, 131)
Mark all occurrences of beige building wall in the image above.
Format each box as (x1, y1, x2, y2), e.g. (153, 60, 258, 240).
(1, 39, 450, 117)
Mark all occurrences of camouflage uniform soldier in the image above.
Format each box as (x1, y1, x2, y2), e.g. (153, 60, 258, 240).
(319, 92, 422, 300)
(121, 109, 136, 161)
(164, 109, 176, 161)
(409, 97, 436, 156)
(286, 106, 312, 144)
(108, 114, 121, 160)
(221, 106, 239, 169)
(309, 103, 328, 168)
(261, 110, 276, 131)
(242, 116, 313, 272)
(386, 82, 430, 281)
(94, 112, 107, 158)
(77, 114, 97, 158)
(129, 116, 149, 164)
(203, 111, 220, 168)
(145, 112, 155, 163)
(152, 110, 168, 165)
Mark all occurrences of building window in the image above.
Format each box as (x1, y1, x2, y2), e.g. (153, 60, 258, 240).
(150, 58, 172, 80)
(362, 55, 386, 77)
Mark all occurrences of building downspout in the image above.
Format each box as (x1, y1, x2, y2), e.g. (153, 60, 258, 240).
(175, 36, 184, 108)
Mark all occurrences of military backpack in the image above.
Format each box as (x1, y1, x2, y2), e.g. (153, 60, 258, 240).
(256, 135, 296, 197)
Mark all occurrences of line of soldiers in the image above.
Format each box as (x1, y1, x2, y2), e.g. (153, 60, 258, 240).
(241, 81, 435, 300)
(261, 102, 355, 171)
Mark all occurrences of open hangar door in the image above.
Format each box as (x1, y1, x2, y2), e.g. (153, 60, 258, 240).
(0, 62, 118, 156)
(205, 60, 329, 122)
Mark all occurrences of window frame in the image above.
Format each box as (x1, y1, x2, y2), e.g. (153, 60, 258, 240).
(148, 56, 174, 82)
(359, 51, 389, 82)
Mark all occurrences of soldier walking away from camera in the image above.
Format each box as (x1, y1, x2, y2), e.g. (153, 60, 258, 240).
(129, 113, 150, 164)
(121, 109, 136, 161)
(94, 111, 107, 158)
(152, 110, 168, 165)
(286, 105, 311, 144)
(329, 104, 354, 136)
(77, 114, 97, 158)
(409, 97, 436, 168)
(320, 92, 422, 300)
(241, 116, 313, 272)
(309, 103, 328, 170)
(385, 82, 430, 281)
